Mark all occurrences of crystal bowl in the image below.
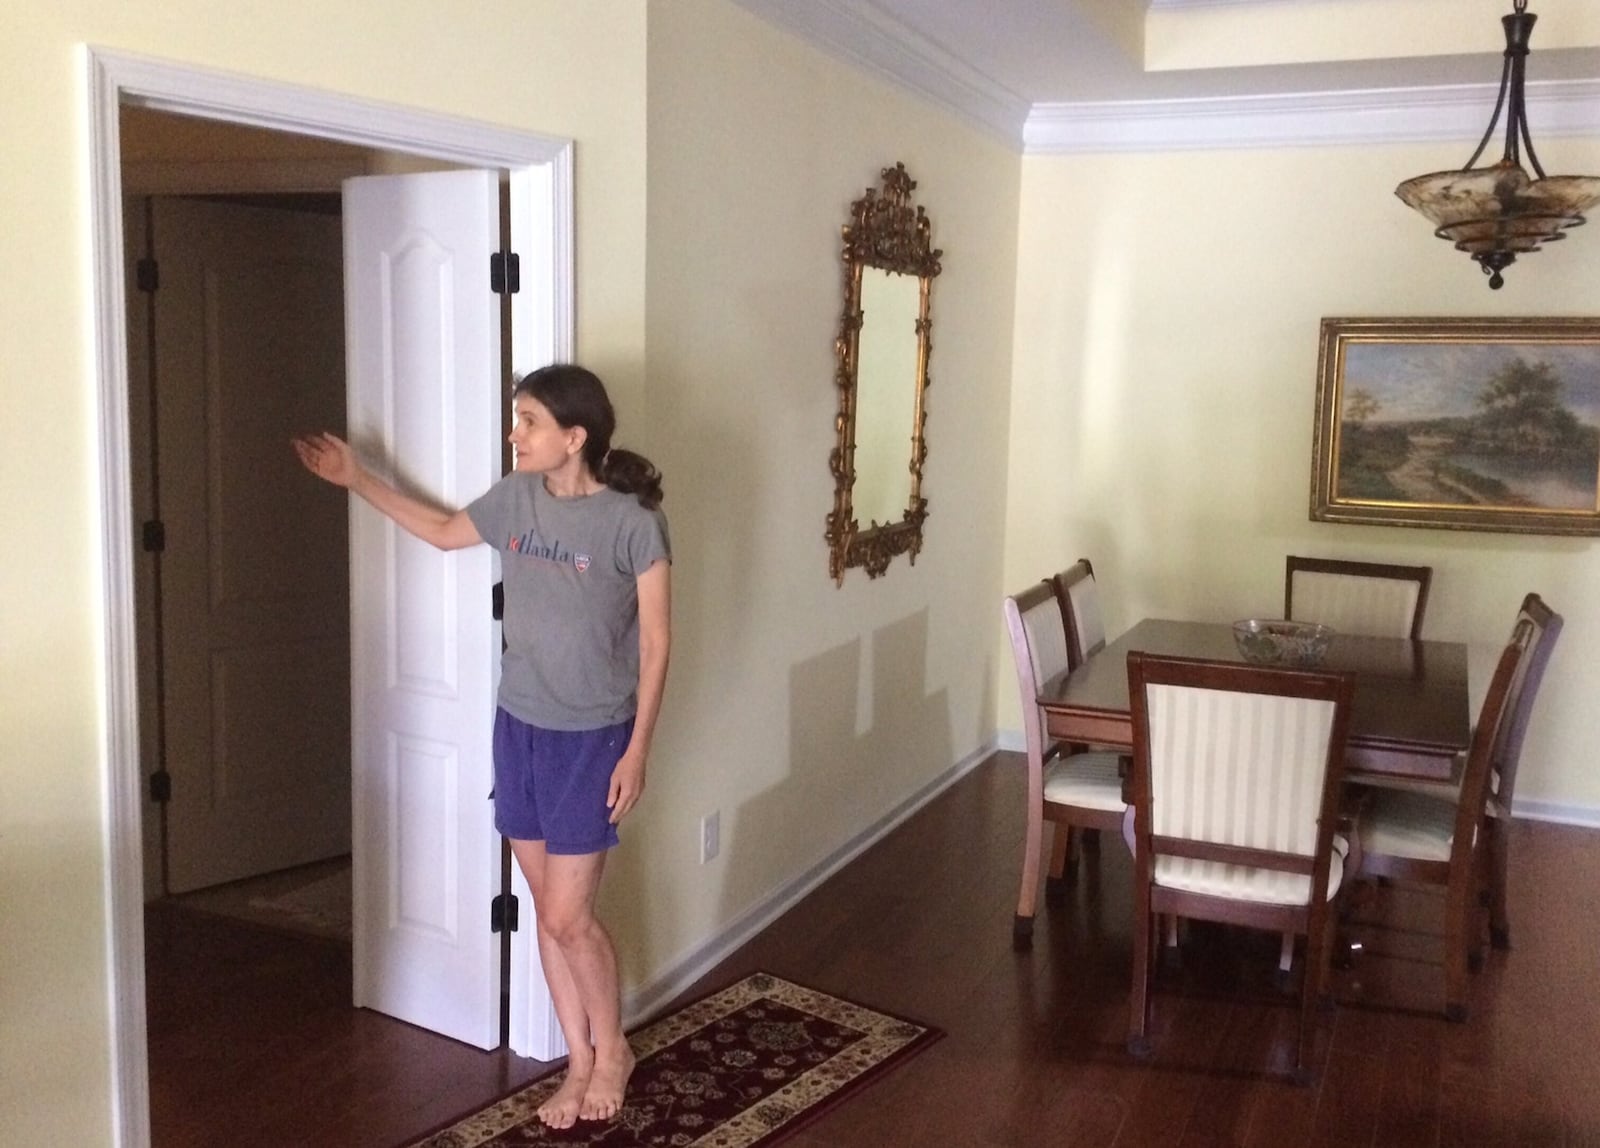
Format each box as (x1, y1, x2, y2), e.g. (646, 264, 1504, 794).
(1231, 619, 1335, 667)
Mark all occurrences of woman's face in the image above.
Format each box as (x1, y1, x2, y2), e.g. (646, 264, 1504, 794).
(508, 394, 580, 474)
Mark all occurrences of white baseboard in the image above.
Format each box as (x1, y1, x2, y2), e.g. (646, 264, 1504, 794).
(995, 728, 1024, 753)
(621, 739, 997, 1025)
(1509, 798, 1600, 830)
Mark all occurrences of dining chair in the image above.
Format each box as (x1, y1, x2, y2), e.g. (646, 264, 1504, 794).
(1004, 580, 1126, 951)
(1050, 558, 1106, 669)
(1125, 651, 1357, 1082)
(1353, 593, 1562, 952)
(1052, 559, 1191, 957)
(1350, 620, 1531, 1021)
(1284, 555, 1432, 639)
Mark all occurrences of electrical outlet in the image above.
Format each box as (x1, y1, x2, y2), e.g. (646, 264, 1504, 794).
(699, 810, 720, 864)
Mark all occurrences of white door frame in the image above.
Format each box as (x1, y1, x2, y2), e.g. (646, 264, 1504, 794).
(85, 46, 574, 1148)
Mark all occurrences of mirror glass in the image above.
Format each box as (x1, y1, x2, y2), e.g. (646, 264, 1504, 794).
(827, 163, 941, 584)
(852, 267, 920, 527)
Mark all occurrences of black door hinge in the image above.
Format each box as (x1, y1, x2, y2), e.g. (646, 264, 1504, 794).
(490, 250, 520, 295)
(149, 771, 172, 803)
(142, 520, 166, 553)
(491, 892, 519, 933)
(492, 581, 504, 621)
(136, 258, 159, 294)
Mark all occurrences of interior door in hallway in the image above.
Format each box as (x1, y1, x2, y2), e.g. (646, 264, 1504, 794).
(343, 169, 506, 1049)
(146, 196, 351, 895)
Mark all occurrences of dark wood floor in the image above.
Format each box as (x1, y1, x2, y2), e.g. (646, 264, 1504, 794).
(147, 751, 1600, 1147)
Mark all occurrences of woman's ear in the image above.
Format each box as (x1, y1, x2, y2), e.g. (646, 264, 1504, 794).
(566, 424, 589, 458)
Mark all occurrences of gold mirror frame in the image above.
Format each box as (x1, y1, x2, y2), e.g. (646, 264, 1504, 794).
(826, 162, 942, 584)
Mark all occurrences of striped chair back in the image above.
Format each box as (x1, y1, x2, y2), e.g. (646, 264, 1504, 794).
(1004, 581, 1070, 765)
(1490, 593, 1562, 809)
(1290, 572, 1419, 638)
(1051, 559, 1105, 667)
(1144, 682, 1339, 858)
(1285, 556, 1431, 639)
(1129, 654, 1355, 907)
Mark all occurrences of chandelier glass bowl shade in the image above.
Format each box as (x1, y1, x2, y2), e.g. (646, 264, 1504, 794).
(1394, 1, 1600, 289)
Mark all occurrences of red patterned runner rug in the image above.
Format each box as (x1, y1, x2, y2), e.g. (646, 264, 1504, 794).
(408, 971, 942, 1147)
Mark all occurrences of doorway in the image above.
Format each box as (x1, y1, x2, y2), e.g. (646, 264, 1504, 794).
(89, 49, 574, 1147)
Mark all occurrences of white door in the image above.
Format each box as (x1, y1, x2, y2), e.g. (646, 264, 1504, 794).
(147, 197, 351, 894)
(343, 170, 504, 1049)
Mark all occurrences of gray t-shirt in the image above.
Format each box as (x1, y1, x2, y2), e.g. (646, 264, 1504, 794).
(466, 475, 671, 730)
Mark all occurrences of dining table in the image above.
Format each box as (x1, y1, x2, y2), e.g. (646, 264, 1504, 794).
(1038, 618, 1474, 783)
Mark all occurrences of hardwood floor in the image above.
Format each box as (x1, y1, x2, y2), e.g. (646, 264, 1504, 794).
(146, 751, 1600, 1146)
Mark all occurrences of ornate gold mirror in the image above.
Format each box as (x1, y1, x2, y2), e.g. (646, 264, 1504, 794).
(827, 162, 942, 584)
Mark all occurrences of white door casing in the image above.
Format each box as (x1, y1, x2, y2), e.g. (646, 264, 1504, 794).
(91, 49, 574, 1145)
(503, 166, 569, 1063)
(344, 169, 504, 1049)
(143, 196, 352, 893)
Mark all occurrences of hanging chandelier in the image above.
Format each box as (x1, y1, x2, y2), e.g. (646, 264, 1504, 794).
(1394, 0, 1600, 289)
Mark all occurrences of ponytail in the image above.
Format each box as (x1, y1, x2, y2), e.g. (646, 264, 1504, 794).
(598, 448, 664, 510)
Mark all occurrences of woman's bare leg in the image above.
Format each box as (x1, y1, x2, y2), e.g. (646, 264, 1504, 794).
(509, 839, 597, 1129)
(510, 840, 635, 1122)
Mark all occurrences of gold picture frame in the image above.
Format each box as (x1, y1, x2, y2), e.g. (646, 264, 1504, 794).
(1311, 317, 1600, 536)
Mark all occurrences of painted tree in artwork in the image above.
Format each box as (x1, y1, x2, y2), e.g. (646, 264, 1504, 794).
(1343, 388, 1379, 425)
(1469, 359, 1596, 458)
(1336, 386, 1406, 499)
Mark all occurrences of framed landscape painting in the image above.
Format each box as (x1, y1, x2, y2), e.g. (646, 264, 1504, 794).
(1311, 317, 1600, 536)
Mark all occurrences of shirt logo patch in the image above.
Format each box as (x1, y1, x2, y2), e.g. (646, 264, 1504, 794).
(574, 553, 592, 573)
(507, 530, 573, 566)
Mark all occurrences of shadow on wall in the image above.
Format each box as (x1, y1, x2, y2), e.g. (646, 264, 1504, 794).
(591, 368, 762, 987)
(714, 607, 954, 943)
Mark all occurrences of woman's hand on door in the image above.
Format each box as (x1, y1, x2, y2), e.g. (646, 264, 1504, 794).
(293, 432, 360, 488)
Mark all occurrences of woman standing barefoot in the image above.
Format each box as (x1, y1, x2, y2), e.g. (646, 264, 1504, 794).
(294, 364, 669, 1128)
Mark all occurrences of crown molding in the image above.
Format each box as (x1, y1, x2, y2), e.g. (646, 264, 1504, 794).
(1025, 78, 1600, 154)
(729, 0, 1600, 157)
(728, 0, 1031, 145)
(1147, 0, 1300, 8)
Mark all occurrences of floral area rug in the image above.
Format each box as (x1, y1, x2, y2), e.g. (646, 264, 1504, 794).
(409, 972, 942, 1147)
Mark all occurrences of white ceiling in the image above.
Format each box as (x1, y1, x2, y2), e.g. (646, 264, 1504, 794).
(733, 0, 1600, 144)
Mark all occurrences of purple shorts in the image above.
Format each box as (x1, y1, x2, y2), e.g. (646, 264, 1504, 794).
(492, 708, 633, 855)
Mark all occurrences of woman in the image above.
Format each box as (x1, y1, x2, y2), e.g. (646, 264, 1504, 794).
(294, 364, 669, 1129)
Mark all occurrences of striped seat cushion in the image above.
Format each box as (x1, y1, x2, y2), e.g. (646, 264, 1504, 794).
(1153, 836, 1348, 906)
(1358, 790, 1475, 864)
(1358, 757, 1503, 808)
(1043, 750, 1125, 812)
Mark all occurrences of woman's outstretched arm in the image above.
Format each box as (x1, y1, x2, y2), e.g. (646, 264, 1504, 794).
(293, 432, 483, 551)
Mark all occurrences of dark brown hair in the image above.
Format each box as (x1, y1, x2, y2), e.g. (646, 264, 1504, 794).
(513, 364, 664, 509)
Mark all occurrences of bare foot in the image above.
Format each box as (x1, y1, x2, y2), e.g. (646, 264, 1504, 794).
(579, 1040, 635, 1121)
(537, 1056, 593, 1130)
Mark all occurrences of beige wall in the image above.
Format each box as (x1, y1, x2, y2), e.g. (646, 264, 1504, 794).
(629, 0, 1019, 981)
(19, 0, 1593, 1142)
(4, 0, 1018, 1141)
(1004, 138, 1600, 813)
(2, 2, 646, 1142)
